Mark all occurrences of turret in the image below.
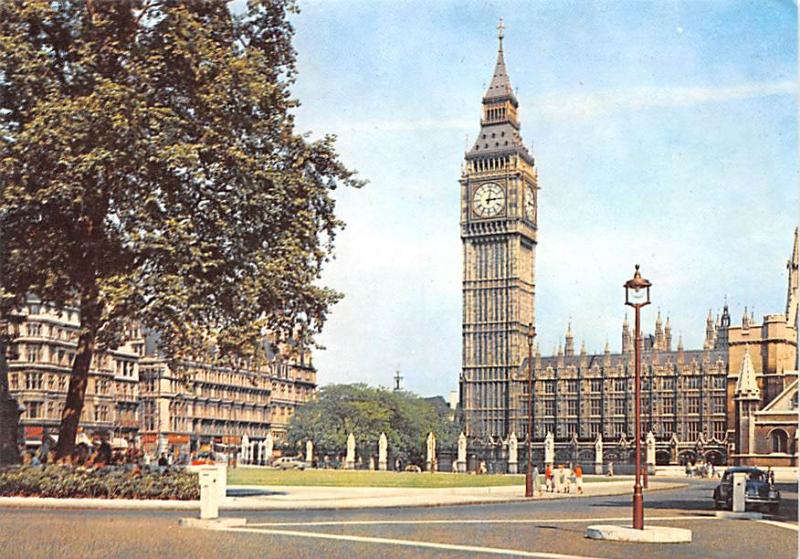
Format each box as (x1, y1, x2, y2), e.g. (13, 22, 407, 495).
(742, 306, 750, 330)
(622, 314, 632, 354)
(715, 303, 730, 349)
(664, 316, 672, 352)
(787, 227, 798, 327)
(654, 310, 664, 351)
(704, 309, 716, 349)
(565, 322, 574, 356)
(734, 347, 761, 461)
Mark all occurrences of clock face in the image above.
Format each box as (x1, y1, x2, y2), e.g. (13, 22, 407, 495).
(524, 186, 536, 221)
(473, 183, 505, 218)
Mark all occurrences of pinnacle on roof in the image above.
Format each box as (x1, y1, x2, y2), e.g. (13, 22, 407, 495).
(566, 320, 573, 338)
(792, 227, 799, 268)
(735, 347, 761, 399)
(484, 18, 518, 105)
(665, 316, 671, 331)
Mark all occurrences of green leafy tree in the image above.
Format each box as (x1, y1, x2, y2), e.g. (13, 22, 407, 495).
(0, 0, 360, 459)
(288, 384, 459, 465)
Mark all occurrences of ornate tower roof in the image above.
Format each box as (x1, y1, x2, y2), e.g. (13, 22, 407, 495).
(484, 19, 518, 105)
(466, 20, 534, 165)
(735, 347, 761, 400)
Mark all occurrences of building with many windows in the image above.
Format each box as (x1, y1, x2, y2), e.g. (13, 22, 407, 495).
(7, 297, 143, 448)
(6, 297, 318, 456)
(137, 339, 316, 457)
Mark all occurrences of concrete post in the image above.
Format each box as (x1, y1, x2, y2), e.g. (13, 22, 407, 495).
(216, 462, 227, 501)
(199, 466, 219, 519)
(732, 472, 746, 513)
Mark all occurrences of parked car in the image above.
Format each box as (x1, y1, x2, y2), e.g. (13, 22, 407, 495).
(712, 466, 780, 514)
(272, 456, 307, 470)
(404, 464, 422, 473)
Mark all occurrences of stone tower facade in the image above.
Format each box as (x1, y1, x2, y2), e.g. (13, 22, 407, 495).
(459, 22, 538, 440)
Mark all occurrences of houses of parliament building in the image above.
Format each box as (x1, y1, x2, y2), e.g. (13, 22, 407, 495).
(459, 24, 798, 466)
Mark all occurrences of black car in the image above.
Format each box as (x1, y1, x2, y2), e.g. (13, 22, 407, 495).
(713, 466, 780, 514)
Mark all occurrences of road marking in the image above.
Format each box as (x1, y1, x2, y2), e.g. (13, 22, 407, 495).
(757, 519, 799, 532)
(227, 526, 603, 559)
(246, 514, 717, 528)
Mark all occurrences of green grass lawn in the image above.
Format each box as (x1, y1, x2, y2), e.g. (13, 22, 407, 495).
(227, 468, 618, 488)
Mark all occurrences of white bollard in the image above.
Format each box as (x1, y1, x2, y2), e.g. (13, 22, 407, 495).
(199, 466, 219, 519)
(732, 472, 746, 513)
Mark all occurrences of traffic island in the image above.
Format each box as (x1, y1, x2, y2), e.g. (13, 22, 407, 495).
(180, 517, 247, 529)
(585, 524, 692, 543)
(714, 511, 763, 520)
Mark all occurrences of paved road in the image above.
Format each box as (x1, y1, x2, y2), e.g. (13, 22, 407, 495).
(0, 478, 795, 559)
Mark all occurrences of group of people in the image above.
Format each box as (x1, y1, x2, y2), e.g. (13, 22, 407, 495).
(684, 459, 719, 479)
(543, 463, 584, 494)
(18, 436, 196, 474)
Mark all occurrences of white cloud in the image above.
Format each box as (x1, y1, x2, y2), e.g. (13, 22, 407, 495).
(313, 81, 796, 133)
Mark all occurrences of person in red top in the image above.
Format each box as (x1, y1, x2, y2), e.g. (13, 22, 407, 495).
(574, 464, 584, 494)
(545, 464, 553, 492)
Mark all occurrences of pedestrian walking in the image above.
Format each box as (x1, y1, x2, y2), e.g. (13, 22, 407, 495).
(607, 461, 614, 477)
(575, 464, 584, 494)
(545, 464, 553, 492)
(554, 464, 564, 493)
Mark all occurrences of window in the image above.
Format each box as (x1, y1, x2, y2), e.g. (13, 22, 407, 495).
(566, 399, 578, 416)
(662, 377, 675, 391)
(590, 398, 602, 416)
(712, 397, 725, 414)
(58, 375, 66, 392)
(25, 373, 42, 390)
(565, 380, 578, 393)
(614, 399, 626, 415)
(771, 430, 789, 454)
(686, 377, 700, 390)
(687, 397, 700, 414)
(590, 379, 603, 393)
(686, 421, 699, 440)
(613, 379, 626, 392)
(27, 344, 41, 363)
(27, 323, 42, 337)
(544, 381, 556, 394)
(713, 421, 726, 440)
(544, 401, 555, 416)
(663, 398, 674, 414)
(25, 401, 41, 418)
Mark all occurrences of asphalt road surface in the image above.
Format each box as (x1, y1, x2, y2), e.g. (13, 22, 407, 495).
(0, 478, 796, 559)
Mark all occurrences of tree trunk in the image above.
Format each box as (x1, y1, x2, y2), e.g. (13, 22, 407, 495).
(0, 329, 21, 466)
(55, 295, 100, 459)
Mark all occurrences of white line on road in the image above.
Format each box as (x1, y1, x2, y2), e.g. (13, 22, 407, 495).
(757, 519, 799, 532)
(246, 514, 717, 528)
(227, 526, 603, 559)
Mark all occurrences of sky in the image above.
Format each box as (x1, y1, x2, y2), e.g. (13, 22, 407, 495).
(285, 1, 798, 398)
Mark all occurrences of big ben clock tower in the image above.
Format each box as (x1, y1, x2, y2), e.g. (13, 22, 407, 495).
(459, 21, 538, 440)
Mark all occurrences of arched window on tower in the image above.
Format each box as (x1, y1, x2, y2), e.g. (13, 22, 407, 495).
(771, 429, 788, 453)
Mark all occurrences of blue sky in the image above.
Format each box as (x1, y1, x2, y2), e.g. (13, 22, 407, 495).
(285, 1, 797, 397)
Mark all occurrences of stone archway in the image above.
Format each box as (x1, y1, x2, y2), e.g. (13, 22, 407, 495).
(655, 449, 671, 465)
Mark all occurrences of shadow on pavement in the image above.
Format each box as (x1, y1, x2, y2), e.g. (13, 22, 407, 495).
(226, 488, 287, 497)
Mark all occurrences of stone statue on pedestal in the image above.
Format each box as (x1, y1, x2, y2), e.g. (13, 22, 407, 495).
(264, 433, 274, 466)
(345, 432, 356, 469)
(426, 432, 437, 472)
(646, 431, 656, 466)
(544, 431, 555, 466)
(241, 434, 250, 464)
(378, 432, 388, 471)
(508, 431, 519, 474)
(594, 433, 603, 474)
(306, 440, 314, 465)
(457, 432, 467, 473)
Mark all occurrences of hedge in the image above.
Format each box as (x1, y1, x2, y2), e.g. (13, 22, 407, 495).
(0, 465, 200, 500)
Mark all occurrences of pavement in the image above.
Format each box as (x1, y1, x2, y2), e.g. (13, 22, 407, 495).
(0, 477, 685, 510)
(0, 479, 796, 559)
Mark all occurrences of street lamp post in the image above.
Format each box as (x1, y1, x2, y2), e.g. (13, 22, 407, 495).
(525, 323, 536, 498)
(624, 264, 651, 531)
